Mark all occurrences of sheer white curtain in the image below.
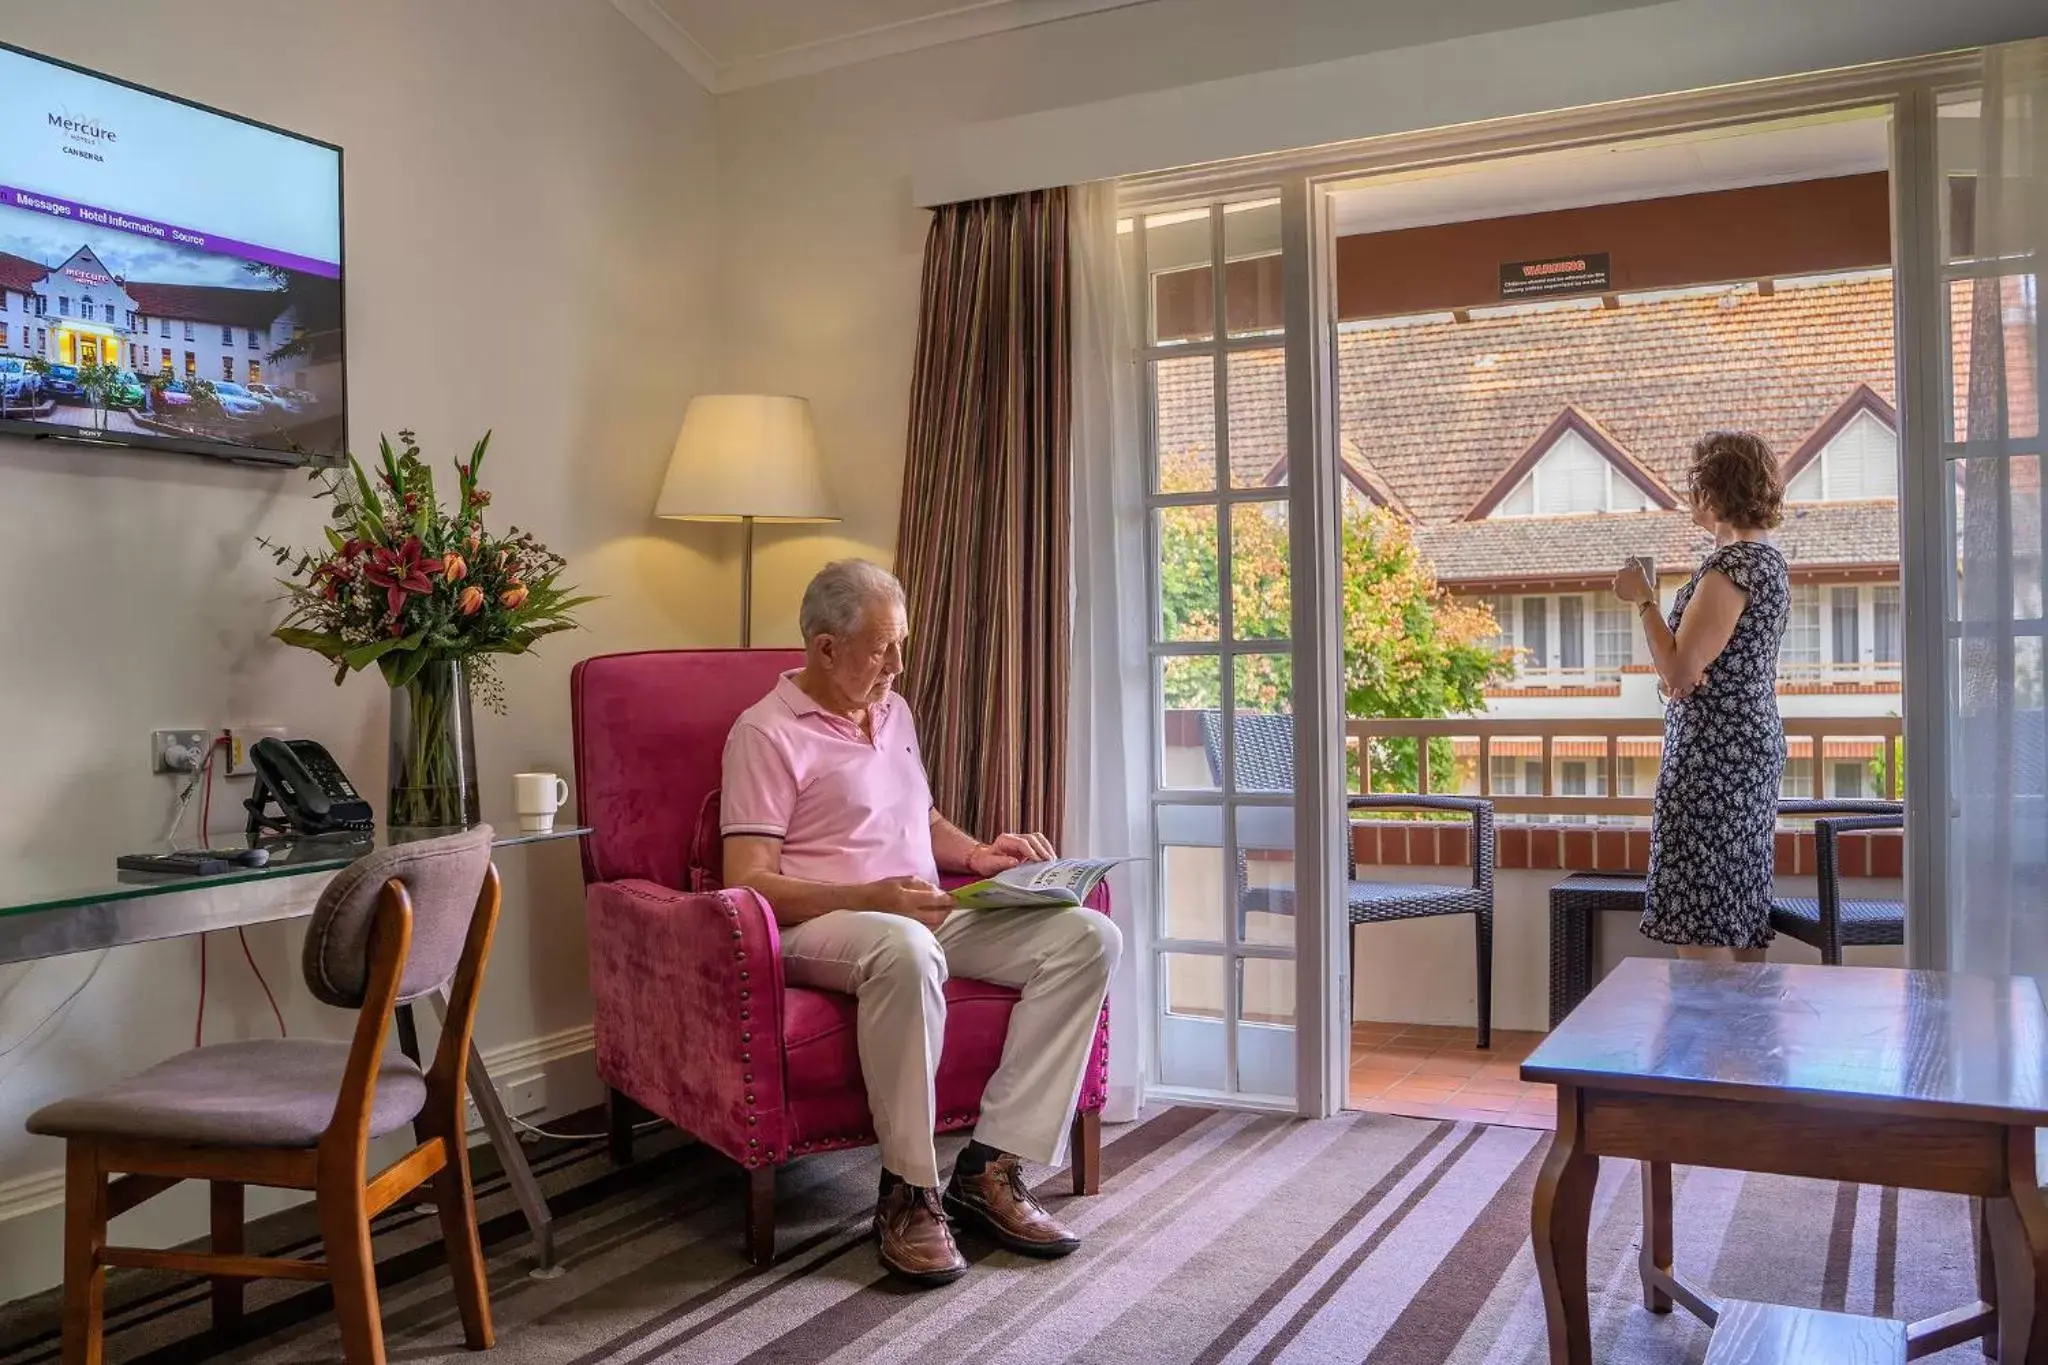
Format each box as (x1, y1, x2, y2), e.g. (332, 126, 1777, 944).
(1952, 39, 2048, 978)
(1066, 181, 1149, 1122)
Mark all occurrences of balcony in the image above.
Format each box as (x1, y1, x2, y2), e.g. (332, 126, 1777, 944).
(1162, 709, 1907, 1042)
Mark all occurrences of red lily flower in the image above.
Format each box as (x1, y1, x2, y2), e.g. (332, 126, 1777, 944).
(363, 536, 437, 616)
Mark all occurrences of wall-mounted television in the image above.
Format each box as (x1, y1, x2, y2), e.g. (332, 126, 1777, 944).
(0, 41, 343, 467)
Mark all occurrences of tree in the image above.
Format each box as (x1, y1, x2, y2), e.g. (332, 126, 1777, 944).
(1156, 449, 1510, 791)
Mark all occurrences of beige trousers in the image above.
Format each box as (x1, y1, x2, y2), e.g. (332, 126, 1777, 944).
(779, 905, 1122, 1189)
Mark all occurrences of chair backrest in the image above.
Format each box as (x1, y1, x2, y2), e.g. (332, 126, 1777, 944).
(571, 648, 806, 889)
(1197, 710, 1297, 793)
(302, 824, 494, 1008)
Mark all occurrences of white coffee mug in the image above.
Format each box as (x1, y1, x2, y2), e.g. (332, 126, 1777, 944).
(514, 772, 570, 833)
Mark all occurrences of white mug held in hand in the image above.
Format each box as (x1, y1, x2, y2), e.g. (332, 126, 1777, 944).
(514, 772, 570, 833)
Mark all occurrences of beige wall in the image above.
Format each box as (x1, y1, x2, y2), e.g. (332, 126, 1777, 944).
(0, 0, 716, 1302)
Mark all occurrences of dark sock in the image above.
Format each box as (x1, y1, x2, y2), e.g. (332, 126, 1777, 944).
(953, 1140, 1001, 1181)
(880, 1167, 909, 1197)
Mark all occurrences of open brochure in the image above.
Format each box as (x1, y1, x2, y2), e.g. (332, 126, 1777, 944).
(951, 857, 1133, 910)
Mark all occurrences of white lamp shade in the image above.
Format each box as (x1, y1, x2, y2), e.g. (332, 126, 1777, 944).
(655, 394, 838, 523)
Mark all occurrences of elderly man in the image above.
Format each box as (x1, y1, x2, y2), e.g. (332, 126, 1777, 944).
(721, 559, 1121, 1287)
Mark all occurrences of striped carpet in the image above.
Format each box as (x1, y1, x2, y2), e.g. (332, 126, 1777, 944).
(0, 1107, 1989, 1363)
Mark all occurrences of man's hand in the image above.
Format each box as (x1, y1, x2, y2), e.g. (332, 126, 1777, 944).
(966, 831, 1056, 875)
(867, 875, 957, 928)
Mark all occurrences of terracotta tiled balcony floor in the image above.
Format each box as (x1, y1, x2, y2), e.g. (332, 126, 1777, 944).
(1346, 1022, 1556, 1130)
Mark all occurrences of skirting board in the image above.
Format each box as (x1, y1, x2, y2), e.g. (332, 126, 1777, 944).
(0, 1022, 599, 1227)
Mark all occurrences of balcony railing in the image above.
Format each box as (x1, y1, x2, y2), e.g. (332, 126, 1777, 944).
(1345, 714, 1904, 819)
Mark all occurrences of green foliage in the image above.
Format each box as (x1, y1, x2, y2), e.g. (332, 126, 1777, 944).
(1156, 451, 1510, 791)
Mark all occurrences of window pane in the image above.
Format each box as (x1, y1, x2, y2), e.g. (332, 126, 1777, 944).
(1157, 505, 1220, 641)
(1832, 587, 1861, 665)
(1158, 953, 1226, 1091)
(1595, 598, 1632, 669)
(1232, 652, 1293, 794)
(1223, 198, 1283, 339)
(1519, 597, 1548, 670)
(1954, 456, 2045, 623)
(1948, 275, 2040, 444)
(1874, 585, 1903, 663)
(1227, 347, 1287, 488)
(1161, 844, 1225, 944)
(1781, 586, 1823, 667)
(1147, 210, 1214, 346)
(1159, 656, 1221, 791)
(1236, 958, 1295, 1097)
(1230, 501, 1290, 640)
(1558, 597, 1585, 671)
(1153, 355, 1216, 493)
(1237, 805, 1295, 949)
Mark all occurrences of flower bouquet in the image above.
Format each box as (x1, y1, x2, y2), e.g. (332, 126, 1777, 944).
(264, 430, 591, 829)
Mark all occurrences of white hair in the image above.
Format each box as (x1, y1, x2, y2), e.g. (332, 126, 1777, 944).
(799, 559, 905, 642)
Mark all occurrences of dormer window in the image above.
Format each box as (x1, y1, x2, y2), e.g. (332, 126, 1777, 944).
(1786, 408, 1898, 502)
(1491, 428, 1654, 517)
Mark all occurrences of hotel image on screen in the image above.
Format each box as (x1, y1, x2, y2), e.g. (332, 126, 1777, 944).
(0, 42, 344, 464)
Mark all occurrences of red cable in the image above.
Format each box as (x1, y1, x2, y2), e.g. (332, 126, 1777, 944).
(195, 934, 207, 1048)
(239, 928, 288, 1037)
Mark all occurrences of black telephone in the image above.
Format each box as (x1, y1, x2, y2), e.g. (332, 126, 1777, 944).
(245, 737, 374, 838)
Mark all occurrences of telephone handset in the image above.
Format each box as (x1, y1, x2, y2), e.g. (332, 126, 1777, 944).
(245, 737, 374, 838)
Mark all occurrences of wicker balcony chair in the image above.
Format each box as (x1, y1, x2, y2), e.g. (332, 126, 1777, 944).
(1200, 711, 1496, 1048)
(1769, 798, 1905, 965)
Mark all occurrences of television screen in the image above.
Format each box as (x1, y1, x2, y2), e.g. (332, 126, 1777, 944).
(0, 42, 343, 465)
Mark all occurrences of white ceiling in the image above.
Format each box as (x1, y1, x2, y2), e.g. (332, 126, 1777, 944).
(1328, 111, 1891, 236)
(610, 0, 1155, 92)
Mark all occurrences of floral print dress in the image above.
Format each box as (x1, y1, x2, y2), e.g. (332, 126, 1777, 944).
(1639, 539, 1790, 949)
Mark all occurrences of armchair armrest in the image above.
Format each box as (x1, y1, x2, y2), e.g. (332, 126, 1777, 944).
(1776, 799, 1904, 819)
(1345, 795, 1495, 893)
(584, 879, 792, 1167)
(1811, 813, 1905, 937)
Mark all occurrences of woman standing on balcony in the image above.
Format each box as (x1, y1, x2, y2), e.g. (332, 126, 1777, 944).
(1614, 432, 1789, 962)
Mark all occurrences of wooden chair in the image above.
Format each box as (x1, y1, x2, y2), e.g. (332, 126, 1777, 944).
(27, 827, 503, 1365)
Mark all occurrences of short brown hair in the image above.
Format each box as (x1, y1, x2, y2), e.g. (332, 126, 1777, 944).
(1687, 430, 1783, 531)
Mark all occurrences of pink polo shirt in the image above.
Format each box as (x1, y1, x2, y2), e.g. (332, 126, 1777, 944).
(720, 671, 940, 887)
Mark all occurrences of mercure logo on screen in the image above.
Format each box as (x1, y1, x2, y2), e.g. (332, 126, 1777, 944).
(48, 108, 117, 163)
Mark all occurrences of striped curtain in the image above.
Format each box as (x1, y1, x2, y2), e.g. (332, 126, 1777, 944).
(897, 188, 1072, 841)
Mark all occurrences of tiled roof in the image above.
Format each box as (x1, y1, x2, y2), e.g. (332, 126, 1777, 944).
(1337, 275, 1896, 525)
(1413, 500, 1898, 582)
(1154, 273, 1911, 582)
(0, 252, 45, 294)
(125, 282, 288, 330)
(0, 254, 291, 330)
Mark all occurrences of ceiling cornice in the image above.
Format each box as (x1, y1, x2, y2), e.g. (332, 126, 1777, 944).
(612, 0, 1157, 94)
(608, 0, 720, 91)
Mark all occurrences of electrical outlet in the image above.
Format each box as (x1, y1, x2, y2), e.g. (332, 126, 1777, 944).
(152, 729, 210, 774)
(225, 725, 288, 778)
(466, 1073, 549, 1135)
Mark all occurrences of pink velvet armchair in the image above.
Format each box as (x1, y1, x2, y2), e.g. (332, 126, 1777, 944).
(571, 648, 1110, 1262)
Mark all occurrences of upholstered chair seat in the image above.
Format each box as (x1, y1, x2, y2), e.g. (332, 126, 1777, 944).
(30, 1040, 428, 1147)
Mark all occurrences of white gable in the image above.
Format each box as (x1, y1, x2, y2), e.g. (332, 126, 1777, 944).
(1786, 408, 1898, 502)
(1492, 426, 1653, 517)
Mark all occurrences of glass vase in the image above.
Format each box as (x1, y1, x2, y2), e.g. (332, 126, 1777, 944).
(388, 658, 480, 832)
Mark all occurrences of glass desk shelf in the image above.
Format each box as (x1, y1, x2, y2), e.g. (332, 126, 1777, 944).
(0, 819, 589, 928)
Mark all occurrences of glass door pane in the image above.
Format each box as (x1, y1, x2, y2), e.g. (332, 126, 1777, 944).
(1137, 196, 1297, 1105)
(1932, 69, 2048, 975)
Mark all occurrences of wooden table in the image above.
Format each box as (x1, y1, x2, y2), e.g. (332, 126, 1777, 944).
(1521, 958, 2048, 1363)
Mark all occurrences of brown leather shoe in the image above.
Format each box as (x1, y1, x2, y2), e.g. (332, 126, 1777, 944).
(943, 1155, 1081, 1258)
(873, 1182, 968, 1287)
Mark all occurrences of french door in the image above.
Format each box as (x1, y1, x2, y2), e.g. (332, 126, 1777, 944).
(1130, 191, 1344, 1110)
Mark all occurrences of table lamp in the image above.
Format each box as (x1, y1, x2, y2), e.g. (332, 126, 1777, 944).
(656, 394, 838, 646)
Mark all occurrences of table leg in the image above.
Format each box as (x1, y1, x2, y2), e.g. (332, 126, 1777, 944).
(427, 992, 560, 1278)
(1533, 1084, 1598, 1365)
(1981, 1197, 2002, 1360)
(1640, 1160, 1673, 1313)
(1997, 1127, 2048, 1365)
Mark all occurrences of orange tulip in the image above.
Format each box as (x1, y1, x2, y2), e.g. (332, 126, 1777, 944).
(500, 583, 529, 610)
(458, 585, 486, 615)
(442, 551, 467, 582)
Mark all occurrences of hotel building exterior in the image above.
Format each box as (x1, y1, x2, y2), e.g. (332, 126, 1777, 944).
(0, 244, 302, 388)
